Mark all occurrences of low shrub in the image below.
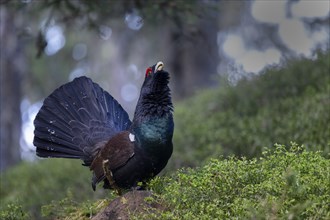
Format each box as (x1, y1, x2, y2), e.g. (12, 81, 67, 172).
(145, 144, 330, 219)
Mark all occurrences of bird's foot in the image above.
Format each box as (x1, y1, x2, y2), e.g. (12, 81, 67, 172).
(102, 159, 122, 196)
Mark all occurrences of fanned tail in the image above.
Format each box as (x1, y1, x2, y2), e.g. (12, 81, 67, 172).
(33, 76, 131, 165)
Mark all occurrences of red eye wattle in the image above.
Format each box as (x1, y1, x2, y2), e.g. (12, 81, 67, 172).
(145, 67, 152, 77)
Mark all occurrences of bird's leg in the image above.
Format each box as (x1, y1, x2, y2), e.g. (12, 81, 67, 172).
(102, 159, 122, 195)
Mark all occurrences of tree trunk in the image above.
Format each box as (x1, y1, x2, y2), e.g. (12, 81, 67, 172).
(166, 4, 220, 99)
(0, 7, 25, 171)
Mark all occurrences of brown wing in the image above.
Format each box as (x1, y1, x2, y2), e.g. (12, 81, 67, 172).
(90, 131, 135, 190)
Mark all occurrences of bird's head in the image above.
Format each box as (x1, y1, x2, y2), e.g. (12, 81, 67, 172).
(145, 61, 164, 78)
(141, 61, 170, 92)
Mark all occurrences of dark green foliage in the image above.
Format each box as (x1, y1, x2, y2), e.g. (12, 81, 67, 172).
(144, 144, 330, 219)
(171, 52, 330, 168)
(0, 159, 107, 219)
(41, 194, 110, 220)
(0, 202, 30, 220)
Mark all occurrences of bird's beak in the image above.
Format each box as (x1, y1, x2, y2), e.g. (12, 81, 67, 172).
(155, 61, 164, 72)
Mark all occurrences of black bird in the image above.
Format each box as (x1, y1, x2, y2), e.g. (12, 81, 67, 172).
(33, 61, 173, 194)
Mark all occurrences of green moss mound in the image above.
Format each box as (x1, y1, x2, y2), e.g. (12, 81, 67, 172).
(145, 144, 330, 219)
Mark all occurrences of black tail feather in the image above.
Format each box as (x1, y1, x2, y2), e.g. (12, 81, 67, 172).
(36, 147, 82, 159)
(35, 137, 84, 157)
(33, 76, 131, 165)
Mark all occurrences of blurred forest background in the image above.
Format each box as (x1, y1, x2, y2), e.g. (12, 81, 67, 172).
(1, 0, 329, 171)
(0, 0, 329, 219)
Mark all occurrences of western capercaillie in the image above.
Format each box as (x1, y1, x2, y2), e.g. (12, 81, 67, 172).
(33, 61, 174, 194)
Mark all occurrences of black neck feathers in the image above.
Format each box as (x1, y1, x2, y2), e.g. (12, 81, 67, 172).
(132, 70, 173, 123)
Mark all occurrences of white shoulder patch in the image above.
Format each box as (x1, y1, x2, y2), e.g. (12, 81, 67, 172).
(129, 133, 135, 142)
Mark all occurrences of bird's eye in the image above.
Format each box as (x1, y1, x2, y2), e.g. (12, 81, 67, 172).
(145, 67, 152, 77)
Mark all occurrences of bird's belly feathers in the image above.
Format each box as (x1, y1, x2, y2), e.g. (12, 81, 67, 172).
(112, 148, 169, 188)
